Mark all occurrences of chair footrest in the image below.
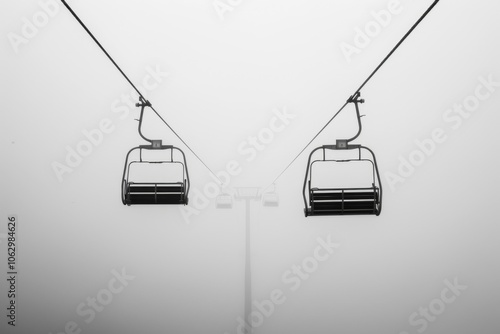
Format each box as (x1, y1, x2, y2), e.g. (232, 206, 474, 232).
(127, 194, 187, 205)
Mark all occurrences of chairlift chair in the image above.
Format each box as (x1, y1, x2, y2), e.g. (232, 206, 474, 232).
(216, 191, 234, 209)
(122, 99, 190, 206)
(303, 93, 382, 216)
(262, 193, 279, 207)
(235, 187, 261, 200)
(262, 184, 279, 207)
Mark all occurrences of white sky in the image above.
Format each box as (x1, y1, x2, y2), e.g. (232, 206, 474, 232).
(1, 1, 499, 333)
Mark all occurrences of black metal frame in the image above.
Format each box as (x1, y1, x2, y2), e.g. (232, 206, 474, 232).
(303, 146, 382, 216)
(121, 99, 190, 205)
(262, 184, 279, 207)
(303, 93, 382, 217)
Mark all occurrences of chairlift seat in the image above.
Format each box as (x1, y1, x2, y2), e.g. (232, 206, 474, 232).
(306, 187, 380, 216)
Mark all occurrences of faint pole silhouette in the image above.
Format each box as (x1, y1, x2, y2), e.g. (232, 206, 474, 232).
(216, 186, 279, 333)
(235, 187, 261, 334)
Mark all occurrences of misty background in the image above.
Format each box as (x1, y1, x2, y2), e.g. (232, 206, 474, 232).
(1, 0, 499, 333)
